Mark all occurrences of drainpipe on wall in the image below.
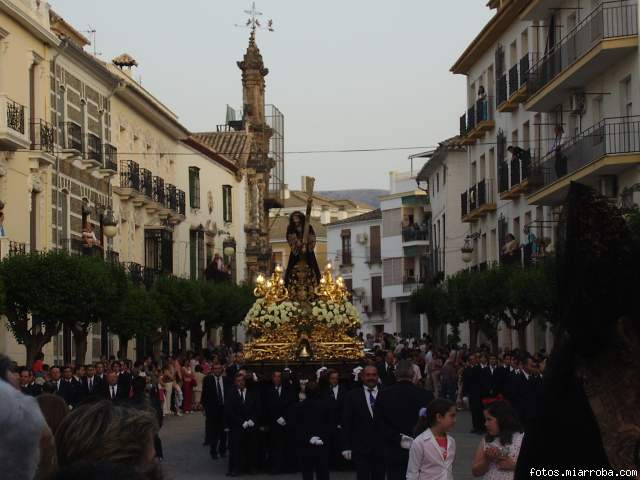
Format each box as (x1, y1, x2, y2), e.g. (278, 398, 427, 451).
(51, 37, 68, 249)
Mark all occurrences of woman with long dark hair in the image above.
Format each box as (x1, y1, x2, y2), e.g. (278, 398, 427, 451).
(471, 401, 523, 479)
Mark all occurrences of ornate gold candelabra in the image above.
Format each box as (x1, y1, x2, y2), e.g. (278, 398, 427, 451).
(254, 264, 288, 304)
(314, 263, 351, 302)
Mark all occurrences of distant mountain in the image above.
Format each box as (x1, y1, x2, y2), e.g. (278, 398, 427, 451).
(318, 189, 388, 208)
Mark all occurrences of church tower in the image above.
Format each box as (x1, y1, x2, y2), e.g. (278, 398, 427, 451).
(238, 30, 268, 130)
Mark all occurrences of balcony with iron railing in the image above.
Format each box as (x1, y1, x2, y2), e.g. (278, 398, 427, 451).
(0, 95, 29, 150)
(0, 238, 27, 259)
(501, 149, 534, 200)
(83, 133, 102, 168)
(164, 183, 177, 212)
(364, 246, 382, 265)
(101, 144, 117, 175)
(526, 0, 638, 111)
(496, 73, 508, 107)
(140, 168, 153, 198)
(153, 176, 165, 205)
(176, 189, 186, 216)
(529, 115, 640, 205)
(401, 223, 429, 244)
(461, 178, 496, 222)
(402, 272, 421, 293)
(362, 296, 385, 315)
(60, 121, 83, 153)
(498, 161, 510, 194)
(30, 119, 55, 155)
(460, 96, 495, 144)
(115, 160, 140, 199)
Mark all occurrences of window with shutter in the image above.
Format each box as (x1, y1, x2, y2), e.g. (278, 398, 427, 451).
(371, 276, 383, 313)
(369, 225, 381, 263)
(189, 167, 200, 209)
(341, 229, 352, 265)
(222, 185, 232, 223)
(189, 230, 197, 280)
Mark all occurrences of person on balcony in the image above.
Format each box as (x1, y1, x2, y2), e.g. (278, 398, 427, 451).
(477, 85, 487, 121)
(501, 234, 519, 265)
(81, 222, 102, 252)
(550, 125, 567, 179)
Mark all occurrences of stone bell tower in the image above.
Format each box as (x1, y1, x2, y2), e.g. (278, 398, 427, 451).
(238, 30, 274, 280)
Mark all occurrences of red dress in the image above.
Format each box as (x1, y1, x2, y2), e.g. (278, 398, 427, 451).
(182, 370, 195, 412)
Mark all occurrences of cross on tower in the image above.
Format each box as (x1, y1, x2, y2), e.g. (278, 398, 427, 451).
(236, 2, 274, 32)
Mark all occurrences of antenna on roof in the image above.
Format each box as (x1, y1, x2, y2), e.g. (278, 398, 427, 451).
(83, 26, 101, 57)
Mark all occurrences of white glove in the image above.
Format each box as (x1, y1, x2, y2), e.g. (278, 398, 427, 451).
(224, 428, 230, 432)
(276, 416, 286, 426)
(400, 434, 414, 450)
(247, 419, 255, 428)
(337, 424, 342, 429)
(342, 450, 352, 461)
(242, 421, 249, 429)
(310, 436, 321, 445)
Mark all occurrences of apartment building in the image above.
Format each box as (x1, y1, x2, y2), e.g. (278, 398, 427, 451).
(327, 209, 383, 335)
(379, 171, 430, 336)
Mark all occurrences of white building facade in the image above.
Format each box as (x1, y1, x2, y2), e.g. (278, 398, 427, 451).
(327, 209, 384, 335)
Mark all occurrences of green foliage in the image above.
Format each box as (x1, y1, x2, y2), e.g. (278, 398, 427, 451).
(0, 275, 5, 316)
(109, 284, 163, 341)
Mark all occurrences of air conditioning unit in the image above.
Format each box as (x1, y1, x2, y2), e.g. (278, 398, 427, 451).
(569, 92, 585, 115)
(356, 233, 368, 244)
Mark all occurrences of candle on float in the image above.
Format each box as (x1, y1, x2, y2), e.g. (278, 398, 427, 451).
(275, 265, 282, 273)
(326, 263, 332, 270)
(256, 274, 265, 284)
(320, 278, 325, 284)
(266, 281, 272, 288)
(278, 278, 284, 285)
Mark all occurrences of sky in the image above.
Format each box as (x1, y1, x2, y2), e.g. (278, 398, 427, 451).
(50, 0, 494, 190)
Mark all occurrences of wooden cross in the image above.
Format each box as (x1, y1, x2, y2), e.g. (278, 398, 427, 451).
(302, 177, 315, 252)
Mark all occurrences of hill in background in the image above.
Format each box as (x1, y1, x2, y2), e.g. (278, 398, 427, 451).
(318, 189, 388, 208)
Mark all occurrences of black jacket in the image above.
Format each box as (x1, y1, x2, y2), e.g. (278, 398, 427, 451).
(102, 382, 129, 402)
(55, 378, 80, 407)
(377, 363, 396, 386)
(262, 383, 296, 427)
(202, 374, 227, 416)
(224, 387, 261, 430)
(341, 385, 382, 455)
(81, 375, 103, 398)
(291, 397, 331, 446)
(375, 380, 434, 463)
(322, 383, 347, 428)
(21, 382, 42, 397)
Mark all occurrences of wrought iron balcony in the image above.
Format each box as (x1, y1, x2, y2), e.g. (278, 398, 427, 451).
(125, 262, 144, 284)
(30, 119, 55, 153)
(519, 53, 530, 88)
(103, 144, 117, 172)
(140, 168, 153, 198)
(510, 156, 522, 187)
(508, 64, 519, 98)
(530, 116, 640, 203)
(497, 73, 508, 106)
(0, 239, 27, 259)
(527, 0, 638, 109)
(119, 160, 140, 191)
(62, 122, 83, 151)
(461, 191, 468, 217)
(0, 96, 29, 150)
(462, 179, 496, 221)
(176, 189, 186, 216)
(402, 224, 429, 243)
(165, 183, 177, 211)
(152, 176, 165, 205)
(85, 133, 102, 164)
(498, 161, 510, 193)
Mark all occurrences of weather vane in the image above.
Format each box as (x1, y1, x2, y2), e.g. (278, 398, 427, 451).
(235, 2, 274, 32)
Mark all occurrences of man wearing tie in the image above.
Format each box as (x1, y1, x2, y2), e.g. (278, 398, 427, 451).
(59, 366, 80, 408)
(263, 370, 296, 474)
(103, 371, 127, 402)
(202, 363, 228, 459)
(377, 352, 397, 386)
(225, 372, 260, 476)
(341, 365, 385, 480)
(81, 364, 102, 400)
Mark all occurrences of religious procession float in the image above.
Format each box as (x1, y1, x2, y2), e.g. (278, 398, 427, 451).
(243, 178, 364, 365)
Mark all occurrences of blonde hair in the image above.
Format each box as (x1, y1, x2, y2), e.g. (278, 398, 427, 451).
(55, 400, 158, 468)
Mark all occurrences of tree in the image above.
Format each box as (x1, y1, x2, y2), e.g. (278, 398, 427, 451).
(410, 283, 458, 342)
(109, 284, 163, 359)
(471, 266, 509, 354)
(65, 255, 128, 366)
(214, 282, 254, 346)
(153, 276, 204, 353)
(0, 252, 78, 365)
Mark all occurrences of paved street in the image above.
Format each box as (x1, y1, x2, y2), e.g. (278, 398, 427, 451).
(160, 409, 479, 480)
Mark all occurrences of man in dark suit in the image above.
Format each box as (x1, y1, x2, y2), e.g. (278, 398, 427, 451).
(377, 351, 397, 387)
(322, 369, 347, 470)
(57, 366, 80, 408)
(225, 372, 261, 476)
(103, 371, 128, 402)
(202, 363, 228, 459)
(80, 364, 103, 400)
(462, 353, 483, 433)
(341, 365, 384, 480)
(262, 370, 297, 474)
(18, 367, 42, 397)
(375, 360, 434, 480)
(113, 361, 132, 397)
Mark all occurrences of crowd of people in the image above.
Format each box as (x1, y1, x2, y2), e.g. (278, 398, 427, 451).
(0, 333, 546, 480)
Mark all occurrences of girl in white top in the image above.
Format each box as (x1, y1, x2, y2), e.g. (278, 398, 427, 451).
(471, 400, 524, 480)
(407, 398, 457, 480)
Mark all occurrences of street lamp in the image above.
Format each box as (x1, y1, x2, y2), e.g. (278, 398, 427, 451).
(461, 232, 480, 263)
(102, 208, 118, 238)
(223, 244, 235, 256)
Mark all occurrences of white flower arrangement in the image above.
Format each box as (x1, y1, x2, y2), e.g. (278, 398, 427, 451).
(243, 298, 300, 330)
(311, 299, 362, 328)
